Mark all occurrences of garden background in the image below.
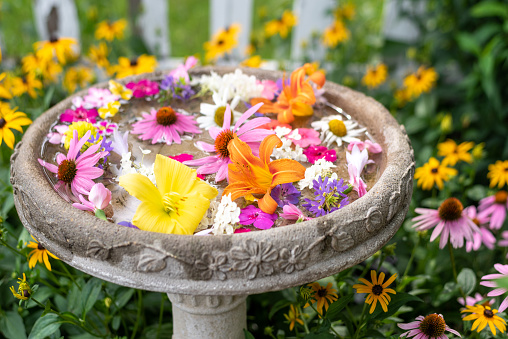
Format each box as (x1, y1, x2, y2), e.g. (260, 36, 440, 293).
(1, 0, 508, 338)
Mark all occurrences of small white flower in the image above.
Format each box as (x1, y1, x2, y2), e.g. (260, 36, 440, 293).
(196, 90, 242, 129)
(195, 69, 264, 101)
(212, 194, 241, 235)
(299, 159, 338, 190)
(139, 146, 151, 155)
(271, 137, 307, 162)
(311, 115, 366, 147)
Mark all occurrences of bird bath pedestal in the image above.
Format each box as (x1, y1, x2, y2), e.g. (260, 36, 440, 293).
(10, 67, 415, 339)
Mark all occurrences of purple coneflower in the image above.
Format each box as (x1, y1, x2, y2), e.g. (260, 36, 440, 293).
(480, 263, 508, 313)
(464, 205, 495, 252)
(479, 191, 508, 229)
(398, 314, 461, 338)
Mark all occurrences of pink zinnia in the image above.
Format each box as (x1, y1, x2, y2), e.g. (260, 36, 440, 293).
(168, 153, 205, 180)
(83, 88, 119, 108)
(348, 140, 382, 154)
(412, 198, 480, 249)
(303, 145, 337, 164)
(38, 130, 107, 198)
(464, 206, 495, 252)
(479, 191, 508, 229)
(398, 314, 461, 338)
(126, 79, 160, 98)
(183, 103, 273, 182)
(480, 263, 508, 312)
(290, 128, 321, 148)
(60, 107, 98, 123)
(131, 106, 200, 145)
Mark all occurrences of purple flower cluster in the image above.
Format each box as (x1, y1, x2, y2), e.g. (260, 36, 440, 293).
(270, 183, 301, 208)
(303, 176, 350, 217)
(160, 75, 195, 101)
(88, 134, 113, 169)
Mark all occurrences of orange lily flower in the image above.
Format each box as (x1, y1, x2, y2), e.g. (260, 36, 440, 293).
(303, 62, 326, 88)
(224, 134, 305, 214)
(251, 66, 315, 124)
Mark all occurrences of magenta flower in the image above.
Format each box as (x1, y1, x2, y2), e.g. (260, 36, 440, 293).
(183, 103, 273, 182)
(303, 145, 337, 164)
(38, 130, 107, 198)
(464, 206, 495, 252)
(239, 205, 277, 230)
(290, 128, 321, 148)
(412, 198, 480, 249)
(72, 183, 112, 212)
(280, 203, 312, 222)
(169, 56, 197, 83)
(458, 293, 494, 307)
(83, 88, 119, 108)
(398, 314, 461, 338)
(60, 107, 98, 123)
(126, 79, 160, 98)
(131, 106, 200, 145)
(480, 264, 508, 312)
(96, 121, 118, 135)
(347, 140, 383, 154)
(234, 228, 252, 233)
(479, 191, 508, 229)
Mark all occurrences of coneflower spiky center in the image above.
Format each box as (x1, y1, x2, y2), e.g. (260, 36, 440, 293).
(495, 191, 507, 204)
(156, 107, 178, 126)
(419, 314, 446, 337)
(438, 197, 463, 221)
(58, 159, 77, 183)
(215, 129, 236, 158)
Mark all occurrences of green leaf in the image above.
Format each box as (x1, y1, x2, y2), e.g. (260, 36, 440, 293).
(325, 294, 353, 321)
(28, 314, 61, 339)
(268, 299, 292, 319)
(26, 287, 52, 309)
(458, 268, 477, 295)
(304, 332, 335, 339)
(95, 209, 107, 220)
(496, 277, 508, 290)
(370, 292, 422, 321)
(467, 185, 487, 201)
(456, 33, 481, 55)
(114, 288, 135, 310)
(81, 278, 102, 319)
(1, 311, 27, 339)
(471, 1, 508, 18)
(243, 329, 256, 339)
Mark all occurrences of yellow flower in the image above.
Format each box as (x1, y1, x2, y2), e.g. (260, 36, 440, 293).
(241, 55, 264, 68)
(119, 154, 218, 234)
(284, 305, 304, 331)
(437, 139, 474, 166)
(472, 142, 484, 160)
(109, 80, 132, 100)
(488, 160, 508, 188)
(8, 73, 43, 98)
(462, 304, 506, 336)
(353, 270, 397, 314)
(10, 273, 32, 300)
(362, 63, 388, 89)
(34, 37, 78, 64)
(88, 43, 110, 69)
(403, 66, 438, 98)
(98, 101, 121, 119)
(440, 113, 453, 133)
(264, 10, 297, 39)
(394, 87, 412, 107)
(26, 236, 59, 271)
(204, 24, 241, 62)
(0, 104, 31, 149)
(0, 73, 12, 99)
(22, 54, 63, 83)
(322, 20, 350, 48)
(304, 282, 338, 315)
(414, 157, 457, 191)
(112, 54, 157, 79)
(63, 66, 94, 93)
(334, 3, 356, 21)
(64, 121, 98, 150)
(95, 19, 127, 41)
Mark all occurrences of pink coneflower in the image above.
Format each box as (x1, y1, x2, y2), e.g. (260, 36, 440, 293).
(479, 191, 508, 229)
(348, 140, 382, 154)
(481, 264, 508, 312)
(126, 79, 160, 98)
(83, 88, 119, 108)
(303, 145, 337, 164)
(183, 103, 273, 182)
(290, 128, 321, 148)
(38, 130, 107, 198)
(60, 107, 98, 123)
(131, 106, 200, 145)
(464, 206, 494, 252)
(398, 314, 461, 338)
(412, 198, 480, 249)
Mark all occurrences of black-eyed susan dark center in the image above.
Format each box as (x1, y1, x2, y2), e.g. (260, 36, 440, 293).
(328, 119, 347, 137)
(156, 107, 178, 126)
(130, 59, 138, 67)
(317, 287, 328, 297)
(438, 197, 463, 221)
(431, 167, 438, 174)
(372, 284, 383, 296)
(484, 308, 494, 318)
(214, 106, 234, 127)
(0, 118, 6, 129)
(37, 243, 44, 250)
(495, 191, 508, 204)
(419, 314, 446, 337)
(215, 129, 236, 158)
(58, 159, 77, 184)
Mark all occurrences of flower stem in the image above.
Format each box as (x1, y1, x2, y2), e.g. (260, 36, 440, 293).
(0, 239, 25, 257)
(130, 290, 143, 339)
(354, 303, 367, 339)
(156, 294, 165, 339)
(297, 305, 310, 334)
(398, 236, 420, 292)
(448, 242, 467, 301)
(56, 260, 82, 290)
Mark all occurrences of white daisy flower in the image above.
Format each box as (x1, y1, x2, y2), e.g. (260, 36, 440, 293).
(196, 90, 242, 129)
(311, 115, 366, 147)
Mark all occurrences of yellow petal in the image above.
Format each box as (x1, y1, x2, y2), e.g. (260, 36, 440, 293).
(119, 173, 162, 207)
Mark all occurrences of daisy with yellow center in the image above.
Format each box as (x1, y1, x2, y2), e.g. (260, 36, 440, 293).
(414, 157, 457, 191)
(304, 282, 338, 315)
(0, 104, 31, 149)
(311, 114, 366, 147)
(204, 23, 241, 62)
(437, 139, 474, 166)
(322, 20, 350, 48)
(113, 54, 158, 79)
(403, 66, 438, 98)
(284, 305, 304, 331)
(88, 43, 110, 69)
(462, 304, 506, 336)
(119, 154, 218, 234)
(63, 66, 94, 93)
(488, 160, 508, 188)
(34, 36, 78, 64)
(8, 73, 43, 98)
(10, 273, 32, 301)
(109, 80, 133, 101)
(264, 10, 297, 39)
(26, 236, 60, 271)
(362, 63, 388, 89)
(95, 19, 128, 41)
(353, 270, 397, 314)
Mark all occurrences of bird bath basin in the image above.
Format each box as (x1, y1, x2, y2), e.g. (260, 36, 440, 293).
(10, 67, 415, 338)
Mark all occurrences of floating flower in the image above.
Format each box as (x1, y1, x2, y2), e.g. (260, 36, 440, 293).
(479, 191, 508, 229)
(280, 203, 312, 222)
(347, 144, 371, 197)
(302, 63, 326, 89)
(204, 23, 240, 62)
(113, 55, 157, 79)
(403, 66, 438, 98)
(271, 183, 300, 208)
(195, 69, 264, 101)
(72, 183, 112, 213)
(160, 75, 196, 101)
(312, 115, 366, 147)
(26, 236, 59, 271)
(60, 107, 98, 123)
(0, 105, 32, 149)
(98, 101, 121, 119)
(184, 103, 273, 182)
(34, 36, 77, 63)
(197, 90, 242, 129)
(265, 10, 297, 39)
(303, 145, 337, 164)
(257, 80, 279, 100)
(437, 139, 474, 166)
(109, 80, 133, 100)
(210, 194, 241, 235)
(398, 314, 461, 338)
(462, 304, 506, 336)
(259, 119, 291, 130)
(168, 154, 205, 180)
(488, 160, 508, 188)
(303, 176, 350, 217)
(63, 66, 94, 93)
(224, 134, 306, 214)
(96, 121, 118, 136)
(95, 19, 127, 41)
(322, 20, 349, 48)
(63, 121, 98, 150)
(111, 129, 129, 155)
(47, 124, 68, 145)
(414, 157, 457, 191)
(169, 56, 198, 83)
(347, 140, 382, 154)
(271, 128, 307, 162)
(38, 129, 107, 197)
(480, 264, 508, 313)
(118, 221, 139, 229)
(353, 270, 397, 314)
(412, 198, 480, 249)
(304, 282, 338, 315)
(10, 273, 32, 301)
(239, 205, 277, 230)
(126, 79, 159, 98)
(458, 293, 494, 307)
(362, 63, 388, 89)
(288, 128, 320, 148)
(284, 305, 304, 331)
(299, 158, 338, 190)
(119, 154, 218, 234)
(131, 106, 200, 145)
(83, 88, 119, 108)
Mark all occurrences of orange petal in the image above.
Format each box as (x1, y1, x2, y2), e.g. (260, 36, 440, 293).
(259, 134, 282, 166)
(251, 98, 279, 113)
(308, 71, 326, 88)
(278, 109, 295, 124)
(258, 191, 278, 214)
(269, 159, 306, 186)
(228, 136, 265, 170)
(291, 101, 314, 117)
